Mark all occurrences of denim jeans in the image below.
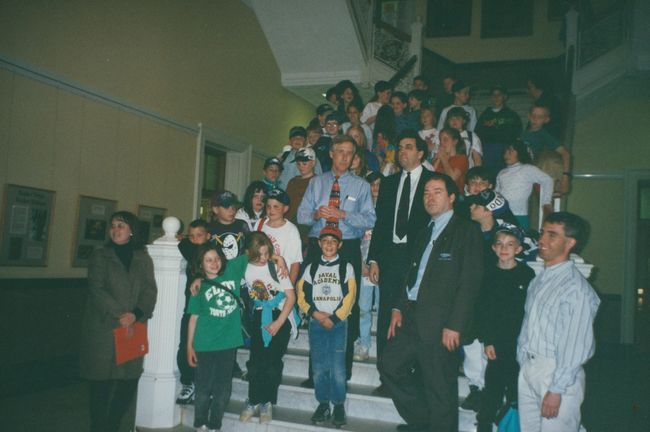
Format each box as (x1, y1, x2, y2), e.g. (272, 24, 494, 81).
(194, 349, 236, 430)
(310, 319, 348, 404)
(357, 276, 379, 349)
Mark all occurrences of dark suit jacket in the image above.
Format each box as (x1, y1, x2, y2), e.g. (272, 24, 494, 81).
(397, 213, 484, 344)
(367, 166, 434, 265)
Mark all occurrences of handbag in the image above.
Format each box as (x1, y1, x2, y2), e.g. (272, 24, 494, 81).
(497, 406, 521, 432)
(113, 322, 148, 365)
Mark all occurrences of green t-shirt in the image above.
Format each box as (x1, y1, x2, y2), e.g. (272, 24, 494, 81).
(188, 254, 248, 351)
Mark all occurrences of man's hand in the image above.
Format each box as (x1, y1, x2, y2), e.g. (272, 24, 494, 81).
(485, 345, 497, 360)
(328, 207, 346, 220)
(387, 310, 402, 339)
(314, 206, 332, 220)
(369, 262, 380, 285)
(118, 312, 136, 328)
(189, 278, 202, 296)
(541, 391, 562, 418)
(441, 328, 460, 352)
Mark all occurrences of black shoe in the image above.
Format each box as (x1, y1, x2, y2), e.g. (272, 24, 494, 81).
(396, 424, 429, 431)
(232, 362, 243, 379)
(476, 421, 495, 432)
(311, 402, 331, 424)
(371, 383, 390, 397)
(460, 385, 482, 412)
(332, 404, 347, 428)
(300, 377, 314, 389)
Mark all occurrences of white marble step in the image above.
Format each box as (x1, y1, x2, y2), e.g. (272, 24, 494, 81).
(231, 376, 401, 423)
(181, 399, 479, 432)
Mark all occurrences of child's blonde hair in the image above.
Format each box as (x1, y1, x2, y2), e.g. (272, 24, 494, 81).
(246, 232, 274, 263)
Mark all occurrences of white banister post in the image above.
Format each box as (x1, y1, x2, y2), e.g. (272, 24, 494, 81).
(136, 216, 186, 429)
(409, 17, 423, 76)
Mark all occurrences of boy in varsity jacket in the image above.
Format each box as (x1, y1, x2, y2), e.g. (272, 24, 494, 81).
(297, 226, 357, 428)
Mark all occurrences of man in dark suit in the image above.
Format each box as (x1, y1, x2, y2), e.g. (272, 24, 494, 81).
(367, 130, 433, 380)
(378, 173, 484, 432)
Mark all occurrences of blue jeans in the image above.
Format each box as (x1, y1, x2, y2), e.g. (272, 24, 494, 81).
(357, 276, 379, 349)
(310, 319, 348, 404)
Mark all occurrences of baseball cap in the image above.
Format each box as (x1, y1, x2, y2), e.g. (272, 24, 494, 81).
(265, 188, 290, 206)
(466, 189, 510, 217)
(294, 147, 316, 162)
(264, 157, 283, 171)
(451, 80, 470, 93)
(319, 226, 343, 241)
(495, 223, 525, 244)
(289, 126, 307, 139)
(210, 190, 240, 208)
(316, 104, 334, 116)
(325, 111, 345, 124)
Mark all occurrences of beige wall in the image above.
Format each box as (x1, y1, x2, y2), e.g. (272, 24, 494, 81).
(420, 0, 564, 63)
(568, 77, 650, 295)
(0, 0, 314, 277)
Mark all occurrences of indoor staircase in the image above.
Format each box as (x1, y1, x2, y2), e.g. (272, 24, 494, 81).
(179, 314, 479, 431)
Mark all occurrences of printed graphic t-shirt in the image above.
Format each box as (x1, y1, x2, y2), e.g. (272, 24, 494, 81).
(244, 262, 293, 306)
(188, 254, 248, 351)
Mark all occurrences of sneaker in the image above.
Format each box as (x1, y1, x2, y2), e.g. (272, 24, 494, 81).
(311, 402, 331, 424)
(259, 402, 273, 424)
(177, 383, 195, 405)
(460, 385, 482, 412)
(353, 344, 369, 361)
(195, 426, 209, 432)
(332, 404, 347, 428)
(239, 400, 258, 422)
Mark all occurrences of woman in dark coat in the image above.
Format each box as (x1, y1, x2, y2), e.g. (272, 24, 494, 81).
(79, 211, 157, 432)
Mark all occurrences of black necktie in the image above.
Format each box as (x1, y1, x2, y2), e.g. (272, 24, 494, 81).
(396, 171, 411, 239)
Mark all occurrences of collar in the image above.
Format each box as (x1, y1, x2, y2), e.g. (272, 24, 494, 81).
(401, 164, 423, 179)
(543, 259, 572, 272)
(329, 170, 350, 180)
(320, 254, 340, 266)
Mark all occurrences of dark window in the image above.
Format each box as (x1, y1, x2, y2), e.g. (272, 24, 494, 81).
(481, 0, 533, 38)
(425, 0, 472, 38)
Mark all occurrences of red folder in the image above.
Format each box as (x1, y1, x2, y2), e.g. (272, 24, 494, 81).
(113, 322, 149, 365)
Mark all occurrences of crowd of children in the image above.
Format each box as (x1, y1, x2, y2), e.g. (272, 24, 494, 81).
(176, 74, 574, 432)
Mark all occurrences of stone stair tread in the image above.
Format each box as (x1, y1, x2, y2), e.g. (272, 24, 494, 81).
(182, 399, 479, 432)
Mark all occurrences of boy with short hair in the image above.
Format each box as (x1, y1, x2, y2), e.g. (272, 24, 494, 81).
(306, 125, 322, 147)
(285, 147, 317, 251)
(176, 219, 210, 404)
(521, 104, 572, 194)
(391, 91, 419, 136)
(297, 226, 357, 428)
(437, 80, 477, 132)
(278, 126, 323, 190)
(208, 190, 249, 261)
(261, 157, 284, 192)
(465, 166, 496, 196)
(476, 227, 535, 432)
(253, 189, 303, 285)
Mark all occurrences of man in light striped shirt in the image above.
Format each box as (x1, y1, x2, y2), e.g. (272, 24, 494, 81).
(517, 212, 600, 431)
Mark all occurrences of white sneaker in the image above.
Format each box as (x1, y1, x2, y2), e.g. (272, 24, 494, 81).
(239, 400, 258, 422)
(259, 402, 273, 424)
(353, 344, 369, 361)
(177, 383, 195, 404)
(195, 426, 209, 432)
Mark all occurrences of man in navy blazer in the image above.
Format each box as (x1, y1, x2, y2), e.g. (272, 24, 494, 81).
(378, 173, 484, 432)
(367, 130, 433, 373)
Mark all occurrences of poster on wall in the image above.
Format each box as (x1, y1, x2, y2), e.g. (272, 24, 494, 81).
(72, 195, 117, 267)
(0, 184, 55, 266)
(137, 205, 166, 244)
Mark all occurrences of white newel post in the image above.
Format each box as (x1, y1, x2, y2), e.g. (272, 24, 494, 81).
(409, 18, 423, 76)
(136, 216, 186, 428)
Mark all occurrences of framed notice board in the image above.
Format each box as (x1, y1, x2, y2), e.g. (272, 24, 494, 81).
(72, 195, 117, 267)
(0, 184, 55, 266)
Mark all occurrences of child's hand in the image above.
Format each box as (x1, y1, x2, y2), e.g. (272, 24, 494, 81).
(312, 311, 329, 322)
(187, 346, 198, 367)
(265, 319, 284, 336)
(273, 256, 289, 279)
(485, 345, 497, 360)
(189, 278, 202, 296)
(320, 317, 334, 330)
